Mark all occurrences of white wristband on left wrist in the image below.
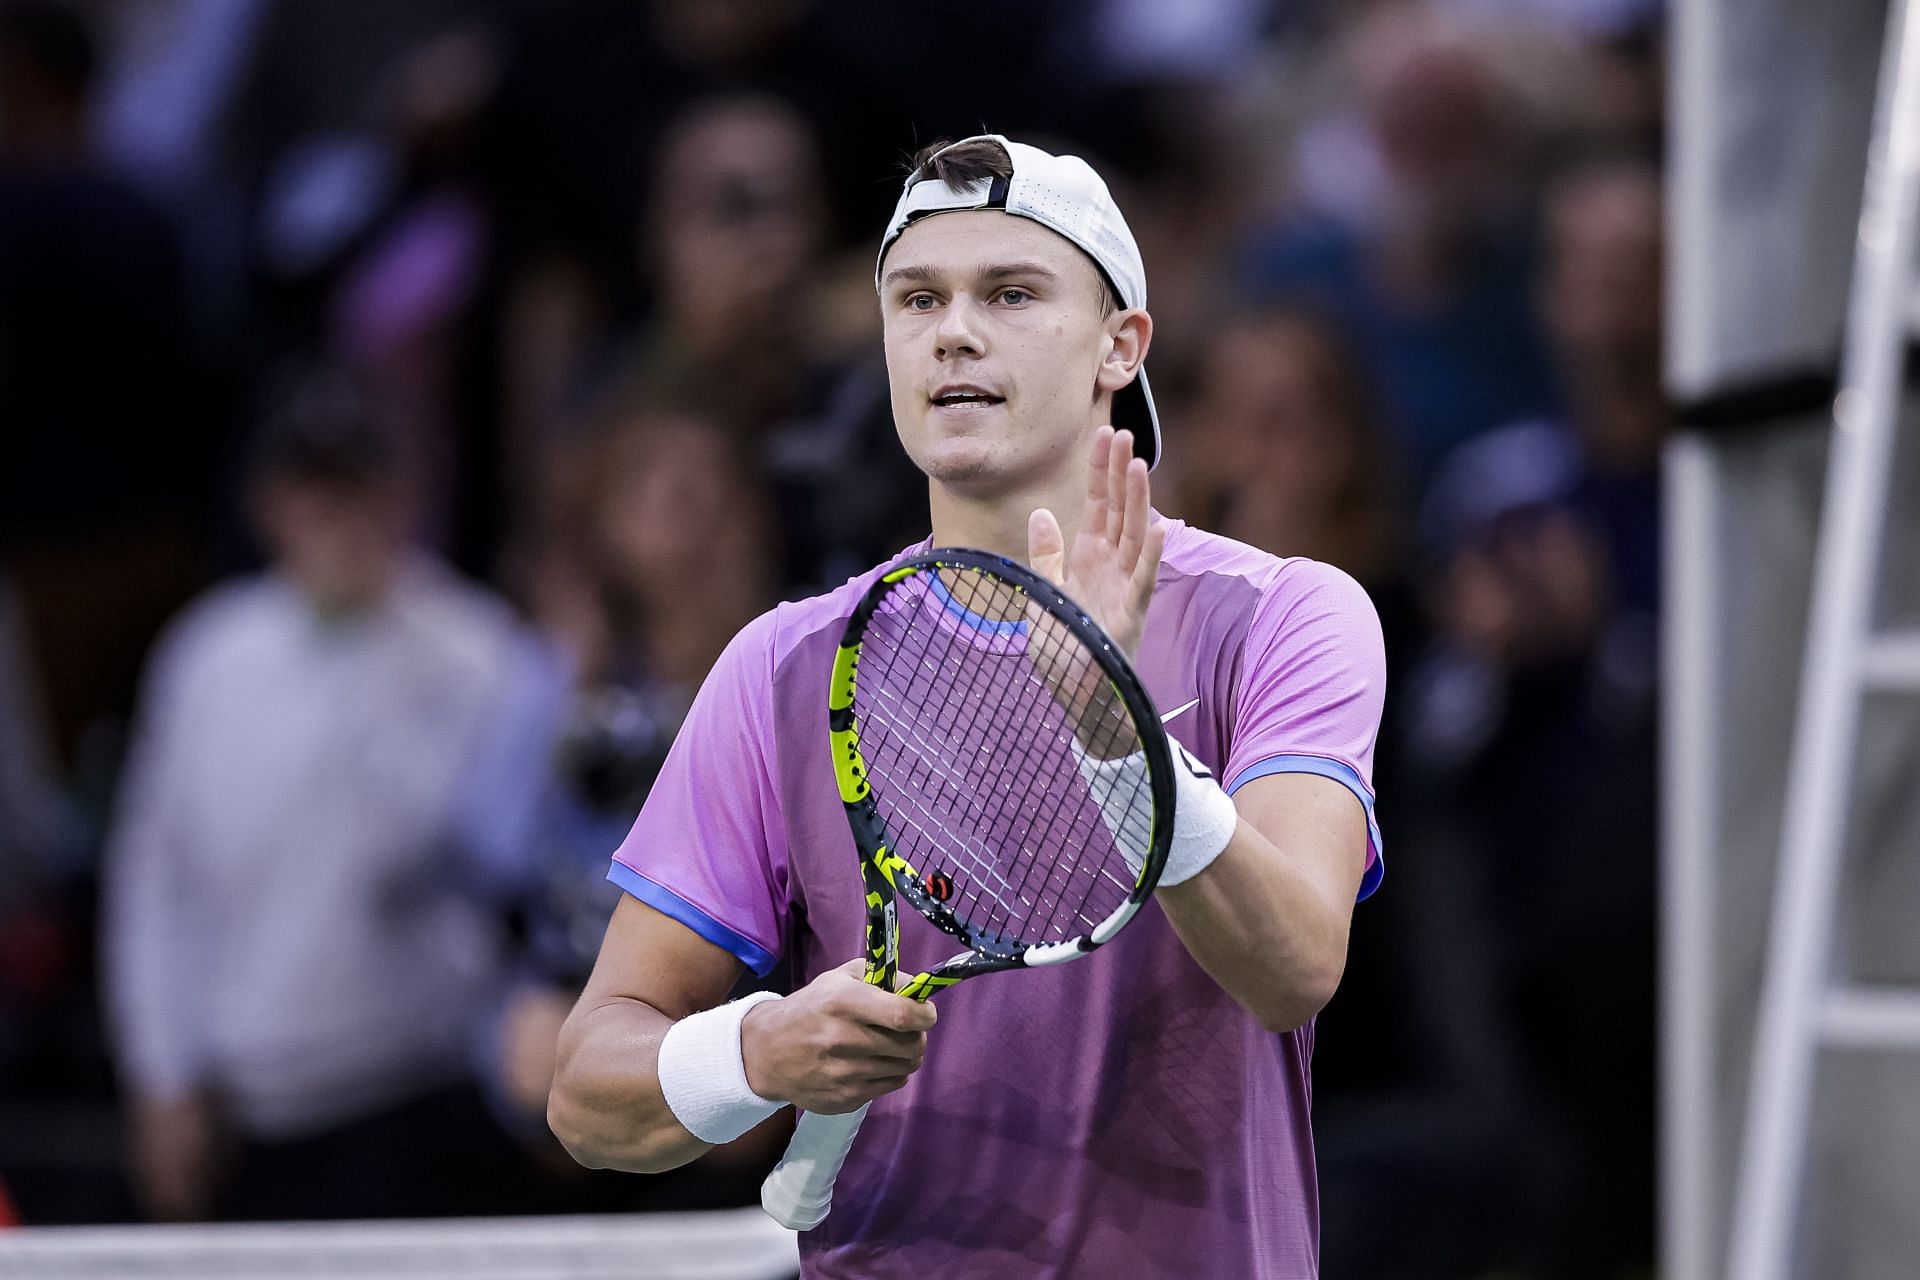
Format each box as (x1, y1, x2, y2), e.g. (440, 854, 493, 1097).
(657, 990, 786, 1144)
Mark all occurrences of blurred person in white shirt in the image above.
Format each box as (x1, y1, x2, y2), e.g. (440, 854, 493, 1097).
(104, 370, 544, 1221)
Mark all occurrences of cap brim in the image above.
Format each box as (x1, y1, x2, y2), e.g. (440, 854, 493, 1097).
(1112, 367, 1162, 469)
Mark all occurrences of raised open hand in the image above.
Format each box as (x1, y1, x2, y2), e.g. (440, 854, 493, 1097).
(1027, 426, 1164, 664)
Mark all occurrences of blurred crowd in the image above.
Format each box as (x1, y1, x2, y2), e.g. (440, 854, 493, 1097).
(0, 1, 1665, 1276)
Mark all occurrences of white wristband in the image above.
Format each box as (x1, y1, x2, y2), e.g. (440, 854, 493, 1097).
(1075, 738, 1239, 887)
(657, 990, 786, 1144)
(1075, 747, 1156, 875)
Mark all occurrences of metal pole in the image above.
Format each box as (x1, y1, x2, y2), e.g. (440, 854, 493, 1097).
(1666, 0, 1727, 403)
(1663, 434, 1726, 1280)
(1726, 2, 1920, 1276)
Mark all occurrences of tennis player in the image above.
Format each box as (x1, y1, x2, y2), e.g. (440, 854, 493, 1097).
(549, 135, 1386, 1277)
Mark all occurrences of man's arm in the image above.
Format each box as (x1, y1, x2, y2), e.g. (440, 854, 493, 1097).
(1026, 425, 1380, 1035)
(549, 895, 936, 1173)
(1156, 772, 1369, 1032)
(102, 634, 224, 1221)
(547, 896, 741, 1172)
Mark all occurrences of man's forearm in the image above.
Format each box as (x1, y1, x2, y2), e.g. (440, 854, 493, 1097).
(1157, 817, 1357, 1033)
(547, 995, 714, 1173)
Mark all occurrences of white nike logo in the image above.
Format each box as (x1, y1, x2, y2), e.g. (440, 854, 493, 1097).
(1161, 697, 1200, 725)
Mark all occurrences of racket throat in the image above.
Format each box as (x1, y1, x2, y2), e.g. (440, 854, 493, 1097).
(895, 969, 957, 1001)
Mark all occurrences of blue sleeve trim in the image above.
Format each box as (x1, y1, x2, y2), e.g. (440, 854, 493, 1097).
(925, 568, 1028, 636)
(605, 862, 779, 976)
(1224, 754, 1386, 902)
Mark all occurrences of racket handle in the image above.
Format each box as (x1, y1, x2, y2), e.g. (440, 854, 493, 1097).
(760, 1102, 870, 1230)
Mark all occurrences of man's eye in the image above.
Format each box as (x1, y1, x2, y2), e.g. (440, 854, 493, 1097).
(997, 288, 1030, 305)
(907, 293, 936, 311)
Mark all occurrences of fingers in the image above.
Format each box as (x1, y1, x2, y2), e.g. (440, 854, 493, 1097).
(1084, 427, 1148, 562)
(865, 985, 937, 1032)
(1065, 426, 1157, 577)
(1027, 506, 1065, 583)
(1106, 427, 1131, 543)
(826, 1024, 926, 1067)
(1083, 425, 1114, 538)
(820, 962, 936, 1032)
(1117, 450, 1149, 570)
(864, 1027, 929, 1061)
(823, 983, 930, 1084)
(1132, 518, 1166, 611)
(813, 1064, 919, 1113)
(754, 959, 942, 1113)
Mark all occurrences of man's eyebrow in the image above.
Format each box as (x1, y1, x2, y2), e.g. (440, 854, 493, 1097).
(881, 263, 941, 289)
(880, 261, 1062, 289)
(977, 261, 1059, 282)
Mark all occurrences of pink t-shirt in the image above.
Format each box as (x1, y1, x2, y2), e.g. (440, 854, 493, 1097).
(611, 519, 1386, 1278)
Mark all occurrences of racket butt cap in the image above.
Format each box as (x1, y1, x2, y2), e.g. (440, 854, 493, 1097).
(760, 1170, 834, 1231)
(760, 1101, 870, 1231)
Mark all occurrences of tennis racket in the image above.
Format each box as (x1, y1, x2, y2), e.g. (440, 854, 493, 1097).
(759, 547, 1175, 1231)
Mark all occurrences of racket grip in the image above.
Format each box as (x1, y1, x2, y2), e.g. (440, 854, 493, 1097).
(760, 1102, 870, 1230)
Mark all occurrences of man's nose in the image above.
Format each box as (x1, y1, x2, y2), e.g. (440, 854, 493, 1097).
(933, 293, 985, 359)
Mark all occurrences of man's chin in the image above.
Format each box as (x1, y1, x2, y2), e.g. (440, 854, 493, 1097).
(921, 443, 1012, 493)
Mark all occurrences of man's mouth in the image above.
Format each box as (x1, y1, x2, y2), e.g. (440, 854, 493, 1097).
(930, 387, 1005, 409)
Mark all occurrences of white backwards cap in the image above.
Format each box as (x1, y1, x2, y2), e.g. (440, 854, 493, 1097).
(875, 134, 1162, 468)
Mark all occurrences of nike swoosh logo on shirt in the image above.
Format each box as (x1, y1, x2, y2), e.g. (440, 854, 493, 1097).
(1161, 697, 1200, 725)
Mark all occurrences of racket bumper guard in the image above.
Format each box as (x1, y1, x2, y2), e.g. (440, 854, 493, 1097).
(1091, 901, 1138, 945)
(1021, 938, 1090, 967)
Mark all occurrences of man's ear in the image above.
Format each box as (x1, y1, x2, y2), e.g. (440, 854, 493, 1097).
(1096, 308, 1153, 396)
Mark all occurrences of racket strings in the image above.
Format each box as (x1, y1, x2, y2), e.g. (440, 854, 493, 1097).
(855, 568, 1152, 947)
(998, 604, 1149, 936)
(860, 656, 1053, 931)
(965, 571, 1143, 939)
(864, 605, 1057, 925)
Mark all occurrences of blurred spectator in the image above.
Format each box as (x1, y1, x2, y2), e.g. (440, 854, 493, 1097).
(1388, 156, 1665, 1278)
(1409, 159, 1662, 767)
(326, 21, 506, 567)
(1240, 1, 1561, 480)
(621, 95, 833, 433)
(559, 93, 921, 596)
(1090, 101, 1264, 401)
(491, 406, 780, 967)
(101, 371, 544, 1222)
(483, 2, 873, 473)
(480, 0, 1083, 524)
(1175, 308, 1403, 586)
(1537, 158, 1664, 620)
(471, 407, 785, 1207)
(0, 0, 212, 766)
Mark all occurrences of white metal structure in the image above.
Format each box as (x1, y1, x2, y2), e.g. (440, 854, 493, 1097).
(0, 1209, 802, 1279)
(1660, 434, 1724, 1280)
(1726, 1, 1920, 1276)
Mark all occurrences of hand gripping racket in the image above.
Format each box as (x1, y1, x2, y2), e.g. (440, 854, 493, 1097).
(760, 548, 1175, 1230)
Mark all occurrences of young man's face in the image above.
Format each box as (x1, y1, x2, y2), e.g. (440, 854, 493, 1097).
(253, 476, 407, 614)
(880, 211, 1139, 497)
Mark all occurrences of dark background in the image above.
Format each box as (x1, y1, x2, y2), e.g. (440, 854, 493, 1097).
(0, 2, 1665, 1276)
